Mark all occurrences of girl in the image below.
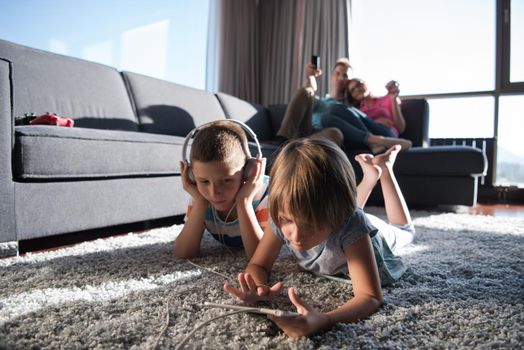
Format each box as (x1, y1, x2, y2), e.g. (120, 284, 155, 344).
(347, 78, 407, 139)
(224, 139, 415, 338)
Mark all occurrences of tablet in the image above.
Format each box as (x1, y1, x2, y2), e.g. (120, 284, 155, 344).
(203, 302, 298, 317)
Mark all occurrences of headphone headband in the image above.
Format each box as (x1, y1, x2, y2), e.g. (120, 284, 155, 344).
(182, 119, 262, 165)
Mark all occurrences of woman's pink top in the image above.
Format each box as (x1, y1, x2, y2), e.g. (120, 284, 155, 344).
(359, 95, 400, 137)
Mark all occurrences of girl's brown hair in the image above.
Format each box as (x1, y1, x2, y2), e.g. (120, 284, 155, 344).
(346, 78, 364, 107)
(269, 138, 357, 232)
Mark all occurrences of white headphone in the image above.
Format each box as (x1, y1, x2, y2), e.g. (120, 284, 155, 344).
(182, 119, 263, 183)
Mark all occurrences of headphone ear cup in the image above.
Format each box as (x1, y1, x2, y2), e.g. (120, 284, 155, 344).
(243, 158, 257, 180)
(188, 168, 195, 183)
(185, 162, 195, 184)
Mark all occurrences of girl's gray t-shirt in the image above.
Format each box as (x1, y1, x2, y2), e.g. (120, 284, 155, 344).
(270, 208, 406, 286)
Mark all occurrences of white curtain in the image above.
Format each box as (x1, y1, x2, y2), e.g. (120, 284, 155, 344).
(298, 0, 350, 99)
(216, 0, 260, 102)
(205, 0, 221, 93)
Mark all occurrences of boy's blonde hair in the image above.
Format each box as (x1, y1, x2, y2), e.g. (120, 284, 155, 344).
(334, 57, 352, 71)
(190, 120, 251, 169)
(269, 138, 357, 232)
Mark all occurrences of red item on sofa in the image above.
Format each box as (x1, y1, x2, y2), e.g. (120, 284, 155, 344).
(30, 113, 74, 127)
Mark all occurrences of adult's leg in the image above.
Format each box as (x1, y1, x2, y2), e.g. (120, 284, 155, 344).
(361, 117, 395, 138)
(309, 127, 344, 146)
(330, 105, 411, 151)
(320, 105, 370, 150)
(276, 87, 314, 139)
(328, 105, 372, 135)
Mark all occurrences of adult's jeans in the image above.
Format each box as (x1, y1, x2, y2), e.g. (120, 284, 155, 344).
(276, 87, 342, 145)
(321, 104, 394, 151)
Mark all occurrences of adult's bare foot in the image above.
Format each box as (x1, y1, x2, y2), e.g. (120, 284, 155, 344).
(368, 135, 412, 152)
(380, 137, 411, 151)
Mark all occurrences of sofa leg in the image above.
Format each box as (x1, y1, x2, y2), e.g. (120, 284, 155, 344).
(0, 241, 19, 258)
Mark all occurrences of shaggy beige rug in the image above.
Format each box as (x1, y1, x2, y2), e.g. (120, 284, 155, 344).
(1, 208, 523, 349)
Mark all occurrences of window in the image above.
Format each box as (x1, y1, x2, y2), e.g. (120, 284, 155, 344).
(497, 95, 524, 186)
(349, 0, 524, 188)
(349, 0, 496, 96)
(498, 0, 524, 186)
(0, 0, 211, 90)
(427, 97, 494, 139)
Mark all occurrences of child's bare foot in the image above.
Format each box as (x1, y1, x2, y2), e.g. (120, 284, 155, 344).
(372, 144, 401, 171)
(355, 153, 382, 185)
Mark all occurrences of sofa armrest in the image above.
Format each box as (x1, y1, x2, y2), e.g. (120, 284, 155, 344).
(399, 98, 429, 147)
(0, 59, 16, 242)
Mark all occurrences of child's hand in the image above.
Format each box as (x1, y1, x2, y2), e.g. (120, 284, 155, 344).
(180, 161, 207, 204)
(223, 272, 284, 303)
(236, 157, 267, 204)
(267, 287, 332, 339)
(386, 80, 399, 97)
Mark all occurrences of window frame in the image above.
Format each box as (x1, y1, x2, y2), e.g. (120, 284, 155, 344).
(398, 0, 523, 194)
(499, 0, 524, 92)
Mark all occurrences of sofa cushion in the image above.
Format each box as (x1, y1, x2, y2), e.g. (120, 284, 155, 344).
(215, 92, 275, 141)
(122, 71, 226, 137)
(14, 126, 184, 180)
(0, 39, 138, 131)
(394, 146, 487, 176)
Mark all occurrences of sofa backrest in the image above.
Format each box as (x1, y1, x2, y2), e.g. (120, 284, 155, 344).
(215, 92, 274, 141)
(122, 71, 226, 137)
(399, 98, 429, 147)
(0, 39, 138, 131)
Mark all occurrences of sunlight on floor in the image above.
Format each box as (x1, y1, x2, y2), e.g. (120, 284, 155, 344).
(0, 270, 201, 326)
(397, 244, 430, 256)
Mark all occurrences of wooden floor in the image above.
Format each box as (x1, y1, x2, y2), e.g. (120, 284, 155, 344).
(9, 203, 524, 255)
(468, 203, 524, 218)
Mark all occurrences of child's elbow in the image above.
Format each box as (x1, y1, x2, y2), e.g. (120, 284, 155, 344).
(172, 244, 197, 259)
(362, 295, 383, 317)
(376, 288, 384, 304)
(365, 292, 384, 310)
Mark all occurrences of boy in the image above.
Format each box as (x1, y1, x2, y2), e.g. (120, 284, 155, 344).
(173, 120, 268, 259)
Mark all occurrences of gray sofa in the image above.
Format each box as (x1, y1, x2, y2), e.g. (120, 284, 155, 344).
(0, 39, 486, 249)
